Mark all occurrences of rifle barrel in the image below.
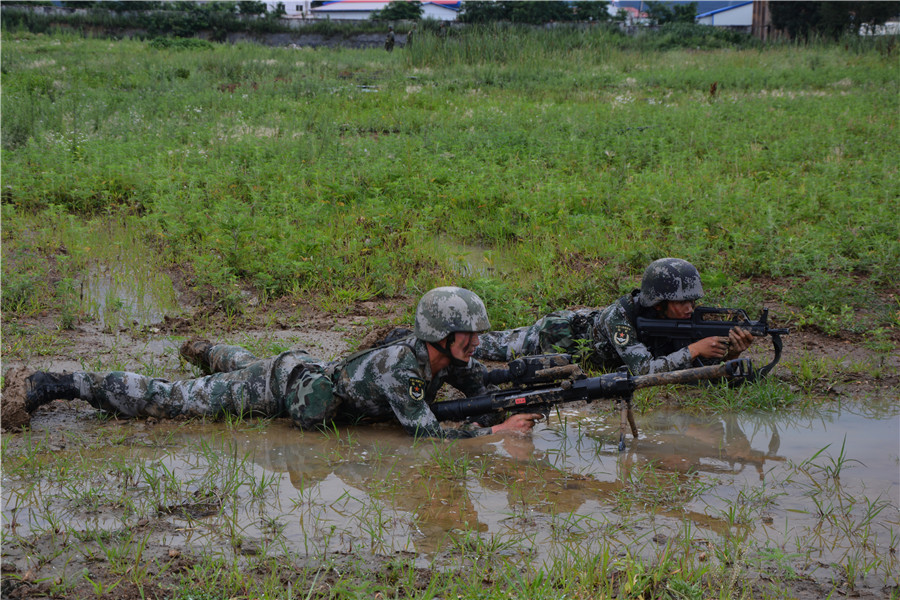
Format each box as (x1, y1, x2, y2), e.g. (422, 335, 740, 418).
(631, 360, 743, 390)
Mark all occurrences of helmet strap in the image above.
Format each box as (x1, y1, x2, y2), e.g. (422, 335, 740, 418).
(429, 333, 469, 368)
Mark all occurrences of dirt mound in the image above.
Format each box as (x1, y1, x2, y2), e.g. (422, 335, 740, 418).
(357, 325, 399, 351)
(1, 367, 33, 432)
(357, 326, 413, 350)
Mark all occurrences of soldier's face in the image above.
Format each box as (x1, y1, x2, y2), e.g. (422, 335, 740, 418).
(450, 332, 480, 362)
(662, 300, 695, 319)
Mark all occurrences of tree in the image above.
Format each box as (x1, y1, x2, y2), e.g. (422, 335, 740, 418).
(573, 1, 611, 22)
(770, 1, 898, 39)
(505, 1, 573, 23)
(63, 1, 165, 9)
(371, 1, 423, 21)
(238, 1, 267, 16)
(769, 1, 820, 38)
(458, 1, 509, 23)
(460, 1, 610, 24)
(459, 0, 615, 24)
(646, 1, 696, 25)
(853, 1, 900, 32)
(671, 2, 697, 23)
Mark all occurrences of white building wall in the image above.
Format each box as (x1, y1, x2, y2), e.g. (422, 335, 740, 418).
(267, 1, 314, 18)
(310, 1, 458, 21)
(309, 9, 369, 20)
(421, 4, 458, 21)
(697, 3, 753, 27)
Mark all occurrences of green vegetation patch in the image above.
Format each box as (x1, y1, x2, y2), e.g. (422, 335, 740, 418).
(1, 29, 898, 333)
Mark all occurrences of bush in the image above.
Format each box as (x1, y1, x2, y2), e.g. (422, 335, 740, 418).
(1, 272, 39, 313)
(644, 22, 759, 50)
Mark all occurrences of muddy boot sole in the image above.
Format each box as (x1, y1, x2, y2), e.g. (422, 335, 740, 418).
(1, 367, 35, 432)
(179, 338, 213, 374)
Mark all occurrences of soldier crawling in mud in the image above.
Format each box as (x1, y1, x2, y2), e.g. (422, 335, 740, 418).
(475, 258, 754, 375)
(3, 287, 542, 437)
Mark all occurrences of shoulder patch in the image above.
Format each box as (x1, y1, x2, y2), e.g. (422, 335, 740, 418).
(408, 377, 426, 402)
(613, 325, 631, 346)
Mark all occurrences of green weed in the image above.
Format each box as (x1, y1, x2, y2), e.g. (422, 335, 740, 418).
(2, 34, 896, 329)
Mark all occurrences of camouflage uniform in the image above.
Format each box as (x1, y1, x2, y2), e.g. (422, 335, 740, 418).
(46, 287, 499, 438)
(62, 338, 494, 438)
(475, 308, 598, 364)
(385, 28, 395, 52)
(475, 294, 693, 376)
(477, 258, 705, 376)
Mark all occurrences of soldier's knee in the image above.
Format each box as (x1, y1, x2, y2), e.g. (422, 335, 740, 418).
(286, 370, 339, 429)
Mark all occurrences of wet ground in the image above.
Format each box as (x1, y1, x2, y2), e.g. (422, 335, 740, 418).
(1, 257, 899, 599)
(2, 384, 898, 598)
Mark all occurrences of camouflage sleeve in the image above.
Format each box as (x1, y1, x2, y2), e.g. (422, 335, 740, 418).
(475, 325, 538, 362)
(599, 304, 693, 376)
(476, 312, 576, 362)
(382, 350, 490, 439)
(536, 311, 578, 354)
(445, 359, 489, 396)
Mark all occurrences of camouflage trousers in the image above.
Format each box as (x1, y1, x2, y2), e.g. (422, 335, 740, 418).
(476, 311, 582, 362)
(71, 344, 339, 428)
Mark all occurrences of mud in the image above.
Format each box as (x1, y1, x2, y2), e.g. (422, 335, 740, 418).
(0, 367, 31, 431)
(1, 290, 898, 599)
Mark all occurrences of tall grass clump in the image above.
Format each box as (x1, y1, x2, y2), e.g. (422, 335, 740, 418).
(1, 27, 897, 331)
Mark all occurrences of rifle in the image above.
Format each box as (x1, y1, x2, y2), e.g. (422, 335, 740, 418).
(431, 354, 755, 451)
(635, 307, 789, 378)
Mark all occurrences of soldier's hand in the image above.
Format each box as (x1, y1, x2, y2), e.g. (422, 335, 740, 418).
(690, 336, 731, 360)
(492, 413, 543, 434)
(724, 327, 753, 359)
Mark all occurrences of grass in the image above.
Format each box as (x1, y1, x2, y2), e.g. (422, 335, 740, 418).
(1, 28, 898, 333)
(2, 410, 898, 598)
(1, 24, 898, 600)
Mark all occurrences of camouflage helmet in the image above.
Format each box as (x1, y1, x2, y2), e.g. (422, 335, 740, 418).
(414, 287, 491, 342)
(639, 258, 704, 307)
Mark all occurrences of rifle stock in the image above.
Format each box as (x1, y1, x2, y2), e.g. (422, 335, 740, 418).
(431, 357, 754, 451)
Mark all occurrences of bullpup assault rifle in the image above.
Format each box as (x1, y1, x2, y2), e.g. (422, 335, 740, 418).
(431, 354, 755, 451)
(635, 307, 789, 378)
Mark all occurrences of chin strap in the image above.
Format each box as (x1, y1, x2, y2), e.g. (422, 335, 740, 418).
(429, 333, 469, 368)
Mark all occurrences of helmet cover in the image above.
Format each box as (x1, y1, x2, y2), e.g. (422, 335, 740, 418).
(639, 258, 704, 307)
(414, 287, 491, 342)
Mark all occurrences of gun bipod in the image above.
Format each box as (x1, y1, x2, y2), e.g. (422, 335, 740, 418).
(617, 392, 638, 452)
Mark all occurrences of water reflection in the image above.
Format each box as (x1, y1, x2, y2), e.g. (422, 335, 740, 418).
(168, 426, 622, 555)
(4, 398, 897, 584)
(432, 235, 518, 277)
(161, 397, 898, 564)
(79, 262, 180, 327)
(621, 410, 784, 480)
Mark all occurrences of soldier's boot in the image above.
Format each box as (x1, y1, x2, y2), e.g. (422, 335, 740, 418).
(2, 368, 78, 431)
(179, 338, 213, 374)
(24, 371, 80, 412)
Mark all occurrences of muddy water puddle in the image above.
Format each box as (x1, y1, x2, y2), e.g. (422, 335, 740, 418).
(78, 262, 181, 328)
(3, 399, 898, 586)
(432, 235, 520, 277)
(62, 220, 185, 329)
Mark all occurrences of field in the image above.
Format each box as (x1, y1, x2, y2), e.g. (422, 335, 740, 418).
(1, 25, 899, 600)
